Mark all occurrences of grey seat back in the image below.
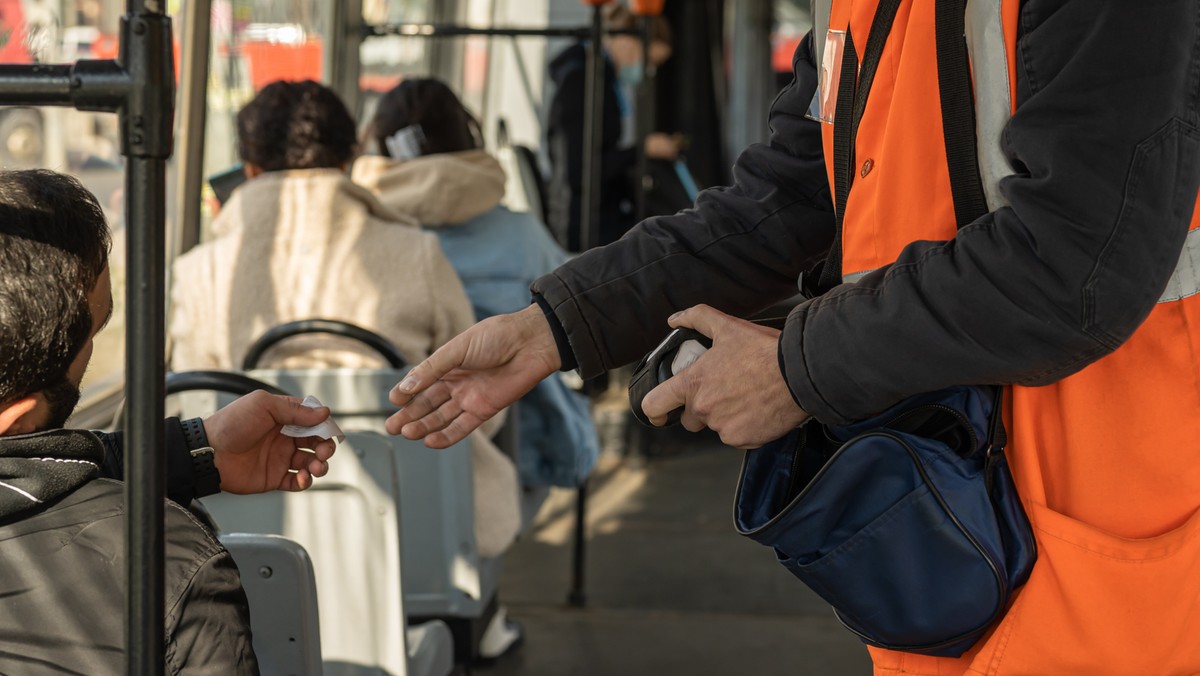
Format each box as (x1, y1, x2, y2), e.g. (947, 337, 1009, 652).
(220, 534, 322, 676)
(239, 368, 500, 619)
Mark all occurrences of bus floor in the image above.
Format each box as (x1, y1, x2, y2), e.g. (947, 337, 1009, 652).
(485, 421, 873, 676)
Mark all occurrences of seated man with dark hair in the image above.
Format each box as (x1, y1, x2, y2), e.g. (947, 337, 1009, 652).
(0, 169, 338, 674)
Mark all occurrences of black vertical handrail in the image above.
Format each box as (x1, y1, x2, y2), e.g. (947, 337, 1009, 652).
(120, 3, 175, 673)
(0, 1, 175, 672)
(634, 14, 653, 221)
(580, 6, 606, 251)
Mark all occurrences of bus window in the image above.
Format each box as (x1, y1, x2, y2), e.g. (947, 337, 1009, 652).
(358, 0, 435, 131)
(197, 0, 330, 242)
(1, 0, 140, 410)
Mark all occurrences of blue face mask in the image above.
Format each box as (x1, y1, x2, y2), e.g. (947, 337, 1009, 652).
(618, 62, 645, 87)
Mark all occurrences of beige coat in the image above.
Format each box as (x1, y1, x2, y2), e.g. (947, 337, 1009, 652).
(169, 168, 518, 557)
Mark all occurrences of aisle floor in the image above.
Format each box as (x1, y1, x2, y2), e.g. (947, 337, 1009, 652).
(484, 427, 873, 676)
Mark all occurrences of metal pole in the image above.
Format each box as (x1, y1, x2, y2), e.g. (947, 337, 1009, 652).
(580, 6, 605, 251)
(364, 23, 590, 38)
(635, 15, 652, 221)
(174, 0, 212, 257)
(323, 0, 364, 120)
(121, 3, 174, 673)
(567, 480, 588, 607)
(0, 65, 72, 102)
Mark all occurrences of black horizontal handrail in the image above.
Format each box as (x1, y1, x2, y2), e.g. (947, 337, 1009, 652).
(363, 22, 640, 39)
(242, 319, 408, 371)
(166, 370, 292, 398)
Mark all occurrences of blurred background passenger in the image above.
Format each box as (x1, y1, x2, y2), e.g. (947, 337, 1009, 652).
(168, 80, 520, 562)
(354, 78, 600, 518)
(545, 1, 677, 250)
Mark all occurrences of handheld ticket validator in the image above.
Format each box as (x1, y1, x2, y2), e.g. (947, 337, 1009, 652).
(628, 328, 712, 427)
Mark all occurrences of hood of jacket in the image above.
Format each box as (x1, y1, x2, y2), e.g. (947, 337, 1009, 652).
(0, 429, 103, 521)
(352, 149, 507, 227)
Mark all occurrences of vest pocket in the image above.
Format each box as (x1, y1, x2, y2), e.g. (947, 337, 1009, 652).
(976, 501, 1200, 675)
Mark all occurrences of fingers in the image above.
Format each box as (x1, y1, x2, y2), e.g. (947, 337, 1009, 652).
(390, 334, 472, 406)
(641, 375, 689, 428)
(400, 397, 463, 441)
(281, 468, 312, 492)
(265, 392, 330, 426)
(667, 303, 727, 338)
(425, 411, 486, 449)
(385, 381, 453, 436)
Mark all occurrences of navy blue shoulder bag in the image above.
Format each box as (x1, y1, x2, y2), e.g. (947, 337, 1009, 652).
(732, 386, 1036, 656)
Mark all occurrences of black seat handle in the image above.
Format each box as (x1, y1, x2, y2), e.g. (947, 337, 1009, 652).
(166, 370, 292, 398)
(112, 371, 292, 430)
(241, 319, 408, 371)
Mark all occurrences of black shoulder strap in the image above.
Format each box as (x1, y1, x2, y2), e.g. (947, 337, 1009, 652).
(818, 0, 904, 292)
(814, 0, 989, 293)
(935, 0, 990, 227)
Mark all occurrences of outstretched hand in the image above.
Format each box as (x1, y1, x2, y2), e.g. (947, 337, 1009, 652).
(204, 390, 338, 493)
(641, 304, 809, 449)
(386, 305, 561, 448)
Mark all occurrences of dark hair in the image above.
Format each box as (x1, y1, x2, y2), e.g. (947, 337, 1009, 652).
(368, 78, 483, 159)
(0, 170, 108, 406)
(603, 3, 673, 46)
(237, 80, 358, 171)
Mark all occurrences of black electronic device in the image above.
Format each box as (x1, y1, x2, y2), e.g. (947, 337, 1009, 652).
(628, 327, 712, 428)
(208, 164, 247, 206)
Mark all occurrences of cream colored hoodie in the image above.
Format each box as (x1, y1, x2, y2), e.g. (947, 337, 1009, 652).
(351, 150, 506, 226)
(169, 168, 519, 557)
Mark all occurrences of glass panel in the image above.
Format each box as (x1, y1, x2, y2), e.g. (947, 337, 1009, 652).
(359, 0, 434, 132)
(772, 0, 811, 91)
(199, 0, 329, 237)
(0, 1, 135, 400)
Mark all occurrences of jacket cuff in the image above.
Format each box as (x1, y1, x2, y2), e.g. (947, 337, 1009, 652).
(530, 271, 606, 379)
(779, 303, 853, 426)
(531, 293, 579, 372)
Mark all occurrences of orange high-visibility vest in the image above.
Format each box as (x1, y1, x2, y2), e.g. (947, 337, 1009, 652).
(811, 0, 1200, 673)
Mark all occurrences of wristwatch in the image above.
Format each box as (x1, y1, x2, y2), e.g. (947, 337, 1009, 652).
(180, 417, 222, 497)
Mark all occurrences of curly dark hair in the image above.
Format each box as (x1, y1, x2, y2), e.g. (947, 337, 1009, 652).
(368, 78, 483, 159)
(0, 170, 109, 407)
(236, 80, 358, 171)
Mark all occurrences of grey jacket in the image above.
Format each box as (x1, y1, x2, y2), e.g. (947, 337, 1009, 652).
(0, 429, 258, 675)
(533, 0, 1200, 424)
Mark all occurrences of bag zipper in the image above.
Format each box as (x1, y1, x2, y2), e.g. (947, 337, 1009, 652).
(883, 402, 978, 456)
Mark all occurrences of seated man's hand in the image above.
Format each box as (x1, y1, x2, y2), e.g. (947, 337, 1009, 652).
(641, 304, 809, 449)
(387, 304, 561, 449)
(204, 391, 338, 494)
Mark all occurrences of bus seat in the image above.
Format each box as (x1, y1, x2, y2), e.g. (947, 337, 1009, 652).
(219, 534, 323, 676)
(203, 428, 454, 676)
(495, 119, 549, 224)
(237, 368, 503, 622)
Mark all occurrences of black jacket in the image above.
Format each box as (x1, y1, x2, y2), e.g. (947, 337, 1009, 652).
(546, 42, 639, 250)
(0, 429, 258, 675)
(533, 0, 1200, 425)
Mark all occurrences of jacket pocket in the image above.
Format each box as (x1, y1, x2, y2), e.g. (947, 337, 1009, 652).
(973, 501, 1200, 675)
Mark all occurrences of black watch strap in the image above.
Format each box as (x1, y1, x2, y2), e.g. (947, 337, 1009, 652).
(180, 417, 221, 497)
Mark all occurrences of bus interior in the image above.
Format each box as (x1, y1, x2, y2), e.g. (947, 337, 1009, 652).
(0, 0, 872, 674)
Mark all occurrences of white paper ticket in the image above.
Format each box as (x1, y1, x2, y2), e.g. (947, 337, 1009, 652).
(281, 395, 345, 442)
